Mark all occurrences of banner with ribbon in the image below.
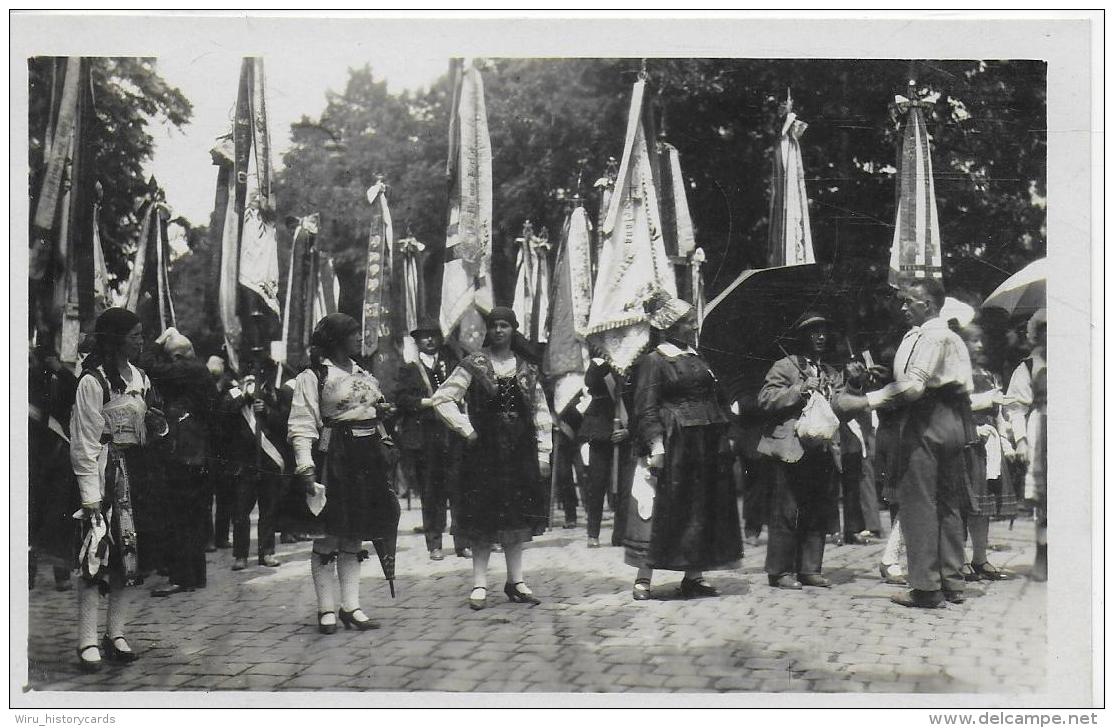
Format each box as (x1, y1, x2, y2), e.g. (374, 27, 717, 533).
(362, 181, 394, 356)
(396, 234, 426, 363)
(766, 91, 816, 268)
(125, 184, 177, 334)
(888, 82, 943, 286)
(512, 220, 553, 344)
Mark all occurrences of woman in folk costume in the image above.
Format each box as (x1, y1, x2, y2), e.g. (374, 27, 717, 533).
(286, 313, 401, 634)
(959, 323, 1018, 581)
(429, 307, 553, 610)
(757, 312, 845, 590)
(70, 308, 163, 671)
(623, 291, 742, 601)
(1005, 309, 1047, 582)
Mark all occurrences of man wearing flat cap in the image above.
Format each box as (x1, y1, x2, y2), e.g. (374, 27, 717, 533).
(757, 311, 847, 590)
(395, 318, 464, 561)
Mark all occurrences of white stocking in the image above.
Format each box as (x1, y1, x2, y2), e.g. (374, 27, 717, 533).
(337, 550, 363, 612)
(77, 579, 100, 651)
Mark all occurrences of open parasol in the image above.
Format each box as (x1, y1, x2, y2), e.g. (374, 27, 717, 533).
(982, 258, 1046, 318)
(699, 263, 858, 400)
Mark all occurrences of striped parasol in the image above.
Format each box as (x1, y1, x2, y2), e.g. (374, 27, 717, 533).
(888, 80, 943, 287)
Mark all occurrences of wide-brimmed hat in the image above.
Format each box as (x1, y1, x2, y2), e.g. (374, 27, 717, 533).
(410, 316, 443, 339)
(643, 290, 693, 331)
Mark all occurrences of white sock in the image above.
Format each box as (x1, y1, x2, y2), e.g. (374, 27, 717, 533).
(77, 580, 100, 655)
(310, 553, 338, 618)
(337, 551, 362, 612)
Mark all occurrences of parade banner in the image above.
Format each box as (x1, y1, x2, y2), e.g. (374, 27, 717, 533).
(279, 213, 336, 372)
(544, 206, 595, 413)
(124, 186, 177, 333)
(439, 60, 494, 352)
(888, 82, 943, 286)
(30, 57, 98, 365)
(362, 182, 395, 357)
(586, 79, 676, 373)
(216, 58, 281, 372)
(657, 142, 697, 260)
(512, 221, 552, 344)
(766, 94, 816, 268)
(396, 233, 426, 364)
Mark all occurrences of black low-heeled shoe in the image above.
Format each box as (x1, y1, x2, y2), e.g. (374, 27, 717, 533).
(318, 611, 338, 635)
(338, 608, 380, 631)
(77, 645, 102, 673)
(504, 582, 541, 605)
(632, 578, 652, 601)
(100, 635, 139, 664)
(679, 577, 719, 598)
(468, 586, 487, 610)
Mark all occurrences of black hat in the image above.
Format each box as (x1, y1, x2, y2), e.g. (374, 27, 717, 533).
(410, 316, 443, 339)
(792, 311, 831, 332)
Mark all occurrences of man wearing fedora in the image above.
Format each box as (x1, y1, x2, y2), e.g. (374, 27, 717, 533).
(396, 318, 465, 561)
(757, 312, 845, 590)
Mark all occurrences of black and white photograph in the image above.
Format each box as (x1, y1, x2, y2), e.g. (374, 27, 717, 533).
(10, 10, 1098, 715)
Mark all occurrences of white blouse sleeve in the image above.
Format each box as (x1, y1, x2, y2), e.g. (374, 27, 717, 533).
(430, 365, 475, 439)
(288, 369, 322, 470)
(70, 375, 107, 506)
(1005, 362, 1033, 443)
(533, 378, 553, 462)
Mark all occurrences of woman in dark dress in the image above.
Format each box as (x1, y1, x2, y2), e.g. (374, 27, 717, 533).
(622, 292, 742, 601)
(429, 307, 553, 610)
(287, 314, 400, 634)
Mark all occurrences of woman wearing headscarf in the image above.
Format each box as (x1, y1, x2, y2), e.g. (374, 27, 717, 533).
(285, 313, 401, 634)
(70, 308, 162, 671)
(757, 312, 845, 590)
(622, 291, 742, 601)
(1006, 309, 1047, 582)
(429, 307, 553, 610)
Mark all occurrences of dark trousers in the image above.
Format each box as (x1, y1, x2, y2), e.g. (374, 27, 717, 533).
(764, 451, 834, 578)
(841, 454, 882, 536)
(165, 464, 210, 589)
(898, 428, 967, 594)
(209, 464, 234, 546)
(554, 432, 582, 523)
(585, 441, 631, 539)
(232, 468, 278, 559)
(743, 457, 771, 537)
(408, 425, 462, 552)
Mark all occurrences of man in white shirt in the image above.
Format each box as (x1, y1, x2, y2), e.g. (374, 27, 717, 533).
(841, 279, 979, 609)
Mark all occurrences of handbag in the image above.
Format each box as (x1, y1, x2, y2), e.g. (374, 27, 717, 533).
(796, 391, 839, 448)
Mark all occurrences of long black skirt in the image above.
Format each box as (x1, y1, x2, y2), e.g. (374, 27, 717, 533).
(452, 412, 547, 547)
(623, 423, 743, 572)
(277, 425, 400, 541)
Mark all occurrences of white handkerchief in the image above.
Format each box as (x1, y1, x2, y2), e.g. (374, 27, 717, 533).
(307, 483, 327, 516)
(630, 460, 656, 521)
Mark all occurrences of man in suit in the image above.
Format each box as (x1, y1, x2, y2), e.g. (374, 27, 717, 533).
(757, 312, 845, 590)
(578, 357, 633, 548)
(395, 319, 464, 560)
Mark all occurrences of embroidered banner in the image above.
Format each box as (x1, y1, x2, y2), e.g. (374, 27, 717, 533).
(363, 182, 394, 356)
(440, 61, 494, 352)
(766, 100, 815, 267)
(888, 84, 943, 286)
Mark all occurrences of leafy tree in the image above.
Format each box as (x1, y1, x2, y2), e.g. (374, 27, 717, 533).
(28, 57, 193, 284)
(274, 58, 1045, 365)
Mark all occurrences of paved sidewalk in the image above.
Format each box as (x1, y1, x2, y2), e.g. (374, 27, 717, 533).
(25, 504, 1046, 693)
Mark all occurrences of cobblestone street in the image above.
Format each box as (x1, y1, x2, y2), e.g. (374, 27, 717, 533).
(25, 503, 1047, 695)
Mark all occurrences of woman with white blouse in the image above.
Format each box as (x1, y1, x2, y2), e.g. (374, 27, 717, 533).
(70, 308, 158, 671)
(429, 307, 553, 610)
(286, 313, 400, 634)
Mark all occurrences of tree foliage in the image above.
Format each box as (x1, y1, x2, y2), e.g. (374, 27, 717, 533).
(274, 58, 1045, 328)
(28, 57, 193, 283)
